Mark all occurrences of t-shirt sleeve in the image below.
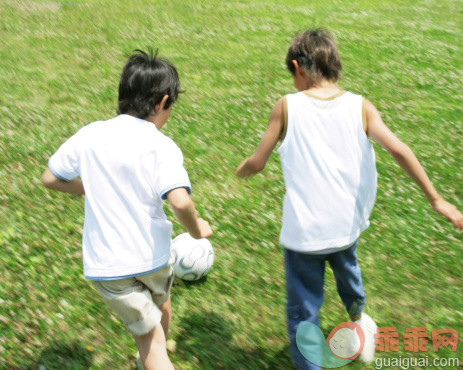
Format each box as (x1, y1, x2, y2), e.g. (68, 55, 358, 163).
(155, 140, 192, 200)
(48, 130, 83, 181)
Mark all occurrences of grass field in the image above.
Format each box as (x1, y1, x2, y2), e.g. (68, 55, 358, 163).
(0, 0, 462, 369)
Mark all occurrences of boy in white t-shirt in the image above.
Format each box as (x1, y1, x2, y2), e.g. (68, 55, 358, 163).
(236, 29, 462, 369)
(43, 49, 212, 370)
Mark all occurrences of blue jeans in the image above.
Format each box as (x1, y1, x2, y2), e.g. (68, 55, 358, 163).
(284, 240, 365, 370)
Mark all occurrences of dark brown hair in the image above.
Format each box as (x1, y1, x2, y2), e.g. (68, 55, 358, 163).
(118, 49, 182, 119)
(285, 28, 342, 83)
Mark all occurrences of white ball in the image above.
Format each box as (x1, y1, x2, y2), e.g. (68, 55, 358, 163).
(170, 233, 214, 281)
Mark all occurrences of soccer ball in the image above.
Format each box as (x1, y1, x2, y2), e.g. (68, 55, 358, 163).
(170, 233, 214, 281)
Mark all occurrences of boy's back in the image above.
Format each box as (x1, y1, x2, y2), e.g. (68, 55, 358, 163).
(48, 114, 191, 279)
(43, 49, 212, 370)
(279, 91, 376, 252)
(236, 28, 462, 370)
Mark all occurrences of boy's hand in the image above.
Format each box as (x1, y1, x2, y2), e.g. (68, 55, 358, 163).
(236, 158, 253, 178)
(431, 197, 463, 231)
(194, 218, 213, 239)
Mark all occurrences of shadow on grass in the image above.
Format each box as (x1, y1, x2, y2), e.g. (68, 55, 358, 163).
(35, 340, 93, 369)
(174, 311, 294, 369)
(173, 274, 213, 288)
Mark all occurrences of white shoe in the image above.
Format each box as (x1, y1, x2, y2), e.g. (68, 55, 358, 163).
(354, 313, 378, 363)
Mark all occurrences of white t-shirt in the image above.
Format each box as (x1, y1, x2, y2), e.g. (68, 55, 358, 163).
(48, 114, 191, 280)
(277, 91, 377, 253)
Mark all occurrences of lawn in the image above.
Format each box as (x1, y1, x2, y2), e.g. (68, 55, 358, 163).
(0, 0, 461, 369)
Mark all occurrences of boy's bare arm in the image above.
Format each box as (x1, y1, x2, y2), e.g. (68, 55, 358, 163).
(365, 99, 463, 230)
(166, 187, 213, 239)
(42, 168, 85, 195)
(236, 98, 284, 178)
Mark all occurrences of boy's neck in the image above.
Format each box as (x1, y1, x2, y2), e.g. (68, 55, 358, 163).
(125, 110, 165, 129)
(303, 80, 342, 98)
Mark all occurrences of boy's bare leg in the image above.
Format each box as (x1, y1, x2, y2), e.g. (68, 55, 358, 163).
(134, 297, 173, 370)
(159, 296, 171, 339)
(133, 324, 174, 370)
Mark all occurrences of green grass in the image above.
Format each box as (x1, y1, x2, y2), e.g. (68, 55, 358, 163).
(1, 0, 462, 369)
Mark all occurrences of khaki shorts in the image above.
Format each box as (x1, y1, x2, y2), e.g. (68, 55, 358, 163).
(93, 265, 174, 336)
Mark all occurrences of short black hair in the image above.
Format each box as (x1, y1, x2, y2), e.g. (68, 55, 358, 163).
(286, 28, 342, 83)
(118, 49, 182, 119)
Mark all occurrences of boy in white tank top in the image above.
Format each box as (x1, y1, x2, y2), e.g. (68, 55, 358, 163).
(236, 29, 462, 369)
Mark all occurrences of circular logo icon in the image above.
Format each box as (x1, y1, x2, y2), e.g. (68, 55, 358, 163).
(326, 322, 365, 360)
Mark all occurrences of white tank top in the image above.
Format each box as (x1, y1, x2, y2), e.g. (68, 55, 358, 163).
(277, 91, 377, 253)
